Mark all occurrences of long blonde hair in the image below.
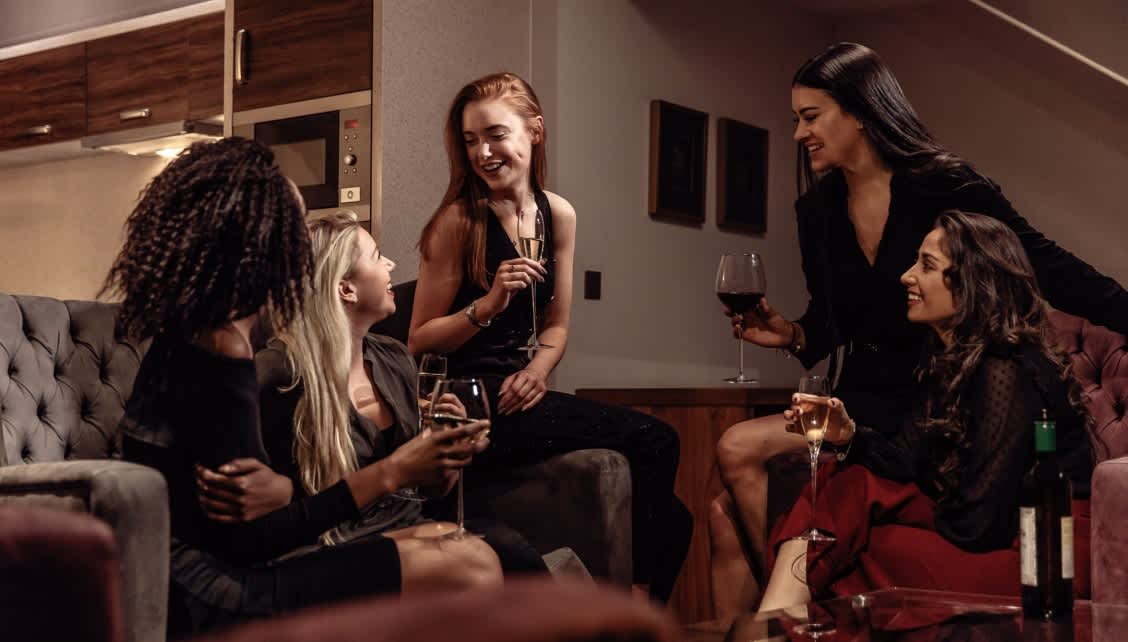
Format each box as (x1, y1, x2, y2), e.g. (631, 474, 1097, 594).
(418, 72, 547, 289)
(279, 211, 364, 494)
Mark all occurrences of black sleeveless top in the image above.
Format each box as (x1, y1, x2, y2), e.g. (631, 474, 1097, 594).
(447, 190, 556, 379)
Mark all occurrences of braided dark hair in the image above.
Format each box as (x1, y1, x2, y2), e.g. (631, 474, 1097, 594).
(101, 137, 312, 342)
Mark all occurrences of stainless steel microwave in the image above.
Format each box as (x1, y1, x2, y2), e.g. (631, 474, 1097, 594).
(233, 91, 371, 221)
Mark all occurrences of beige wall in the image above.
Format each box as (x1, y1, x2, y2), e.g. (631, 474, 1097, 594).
(0, 153, 165, 299)
(536, 0, 830, 391)
(833, 1, 1128, 286)
(377, 0, 531, 268)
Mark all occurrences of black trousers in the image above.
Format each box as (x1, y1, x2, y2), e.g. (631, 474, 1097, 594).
(454, 379, 693, 603)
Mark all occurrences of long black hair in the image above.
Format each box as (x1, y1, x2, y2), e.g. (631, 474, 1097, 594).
(917, 210, 1084, 494)
(793, 42, 983, 195)
(101, 137, 312, 342)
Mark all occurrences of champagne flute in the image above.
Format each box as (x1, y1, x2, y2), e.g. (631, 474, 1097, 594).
(517, 208, 553, 351)
(392, 354, 447, 501)
(794, 374, 835, 543)
(716, 252, 766, 383)
(428, 377, 490, 539)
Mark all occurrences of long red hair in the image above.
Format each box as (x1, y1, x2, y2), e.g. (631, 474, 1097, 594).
(418, 72, 547, 289)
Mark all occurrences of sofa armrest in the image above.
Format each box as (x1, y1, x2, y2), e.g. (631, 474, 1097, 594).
(0, 460, 169, 642)
(191, 577, 677, 642)
(0, 504, 124, 642)
(462, 449, 632, 586)
(1092, 456, 1128, 603)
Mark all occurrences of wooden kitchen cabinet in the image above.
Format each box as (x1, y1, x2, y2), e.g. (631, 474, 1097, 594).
(0, 44, 86, 151)
(86, 13, 223, 135)
(233, 0, 372, 112)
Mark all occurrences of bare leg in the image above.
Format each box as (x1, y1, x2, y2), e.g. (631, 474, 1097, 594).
(386, 522, 504, 594)
(708, 491, 761, 618)
(757, 538, 811, 613)
(715, 413, 805, 579)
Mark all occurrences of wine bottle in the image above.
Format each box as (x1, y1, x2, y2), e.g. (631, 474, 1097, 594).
(1020, 409, 1073, 620)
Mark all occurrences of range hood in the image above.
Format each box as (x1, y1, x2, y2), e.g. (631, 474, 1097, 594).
(81, 118, 223, 157)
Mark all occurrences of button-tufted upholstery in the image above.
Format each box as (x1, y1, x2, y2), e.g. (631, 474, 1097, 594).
(0, 293, 169, 642)
(0, 295, 146, 465)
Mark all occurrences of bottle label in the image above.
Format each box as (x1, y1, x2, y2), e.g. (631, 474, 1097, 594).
(1061, 516, 1074, 579)
(1020, 506, 1037, 586)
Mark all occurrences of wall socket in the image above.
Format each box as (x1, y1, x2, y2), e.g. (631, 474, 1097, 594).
(584, 270, 602, 300)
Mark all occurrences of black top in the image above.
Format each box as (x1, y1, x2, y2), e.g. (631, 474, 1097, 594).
(256, 334, 423, 543)
(446, 190, 556, 379)
(120, 337, 360, 565)
(848, 342, 1092, 552)
(794, 169, 1128, 433)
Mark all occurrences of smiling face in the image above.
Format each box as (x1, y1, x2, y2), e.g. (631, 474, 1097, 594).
(461, 98, 543, 195)
(791, 85, 868, 173)
(901, 227, 958, 342)
(340, 228, 396, 324)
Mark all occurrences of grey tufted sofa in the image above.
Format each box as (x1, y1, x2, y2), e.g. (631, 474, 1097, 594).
(0, 292, 633, 641)
(0, 294, 169, 642)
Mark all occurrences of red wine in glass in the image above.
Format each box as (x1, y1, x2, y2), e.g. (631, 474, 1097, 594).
(716, 253, 766, 384)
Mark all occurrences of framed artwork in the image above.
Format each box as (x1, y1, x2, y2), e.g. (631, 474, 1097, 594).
(648, 100, 708, 226)
(716, 117, 768, 235)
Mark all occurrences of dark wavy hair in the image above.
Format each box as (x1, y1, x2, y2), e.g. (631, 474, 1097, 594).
(101, 137, 312, 342)
(916, 211, 1082, 493)
(418, 71, 546, 290)
(792, 42, 984, 194)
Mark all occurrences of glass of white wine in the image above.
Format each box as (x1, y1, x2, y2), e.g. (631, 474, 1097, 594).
(427, 377, 490, 539)
(517, 208, 552, 352)
(795, 374, 835, 543)
(392, 354, 447, 502)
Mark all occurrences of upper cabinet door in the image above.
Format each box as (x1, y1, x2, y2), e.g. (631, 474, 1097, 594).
(233, 0, 372, 112)
(86, 20, 192, 135)
(0, 44, 86, 151)
(188, 12, 226, 120)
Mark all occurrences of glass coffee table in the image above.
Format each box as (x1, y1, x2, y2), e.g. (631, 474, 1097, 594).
(683, 588, 1128, 641)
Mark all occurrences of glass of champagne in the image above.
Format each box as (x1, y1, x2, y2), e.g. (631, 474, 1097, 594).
(517, 208, 553, 352)
(392, 354, 447, 502)
(716, 252, 766, 383)
(795, 374, 835, 542)
(428, 377, 490, 539)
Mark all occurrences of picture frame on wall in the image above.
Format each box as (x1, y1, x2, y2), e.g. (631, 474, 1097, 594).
(716, 117, 769, 235)
(648, 100, 708, 226)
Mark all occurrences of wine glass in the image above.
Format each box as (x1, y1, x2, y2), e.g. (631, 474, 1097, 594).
(428, 377, 490, 539)
(794, 374, 835, 543)
(716, 252, 766, 383)
(392, 354, 447, 502)
(517, 208, 552, 352)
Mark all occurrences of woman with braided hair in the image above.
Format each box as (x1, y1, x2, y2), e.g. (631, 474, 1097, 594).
(111, 138, 501, 636)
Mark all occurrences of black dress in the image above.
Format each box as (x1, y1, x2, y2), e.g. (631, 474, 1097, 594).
(794, 169, 1128, 434)
(440, 189, 692, 602)
(121, 338, 401, 637)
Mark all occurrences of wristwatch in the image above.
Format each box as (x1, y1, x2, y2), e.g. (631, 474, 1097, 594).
(465, 299, 492, 329)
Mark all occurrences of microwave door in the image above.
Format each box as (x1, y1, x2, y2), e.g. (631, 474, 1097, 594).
(254, 112, 339, 210)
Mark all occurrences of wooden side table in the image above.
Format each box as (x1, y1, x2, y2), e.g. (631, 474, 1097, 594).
(574, 386, 792, 624)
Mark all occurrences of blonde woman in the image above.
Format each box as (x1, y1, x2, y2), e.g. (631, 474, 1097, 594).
(193, 213, 545, 630)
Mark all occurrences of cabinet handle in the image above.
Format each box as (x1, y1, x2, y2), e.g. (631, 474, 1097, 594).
(119, 108, 152, 122)
(24, 124, 53, 136)
(235, 28, 248, 85)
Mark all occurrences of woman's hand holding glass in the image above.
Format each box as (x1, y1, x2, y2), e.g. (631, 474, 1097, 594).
(783, 395, 855, 446)
(727, 297, 794, 348)
(388, 410, 489, 491)
(481, 257, 546, 317)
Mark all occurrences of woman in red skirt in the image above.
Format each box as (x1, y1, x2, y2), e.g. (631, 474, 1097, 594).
(758, 210, 1094, 612)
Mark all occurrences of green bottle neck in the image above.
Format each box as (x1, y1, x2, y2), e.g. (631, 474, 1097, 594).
(1035, 419, 1056, 453)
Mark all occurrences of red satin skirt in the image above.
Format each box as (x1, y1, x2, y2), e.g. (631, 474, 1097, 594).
(767, 461, 1091, 599)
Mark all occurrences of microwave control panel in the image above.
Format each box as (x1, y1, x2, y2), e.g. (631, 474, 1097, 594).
(338, 105, 370, 207)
